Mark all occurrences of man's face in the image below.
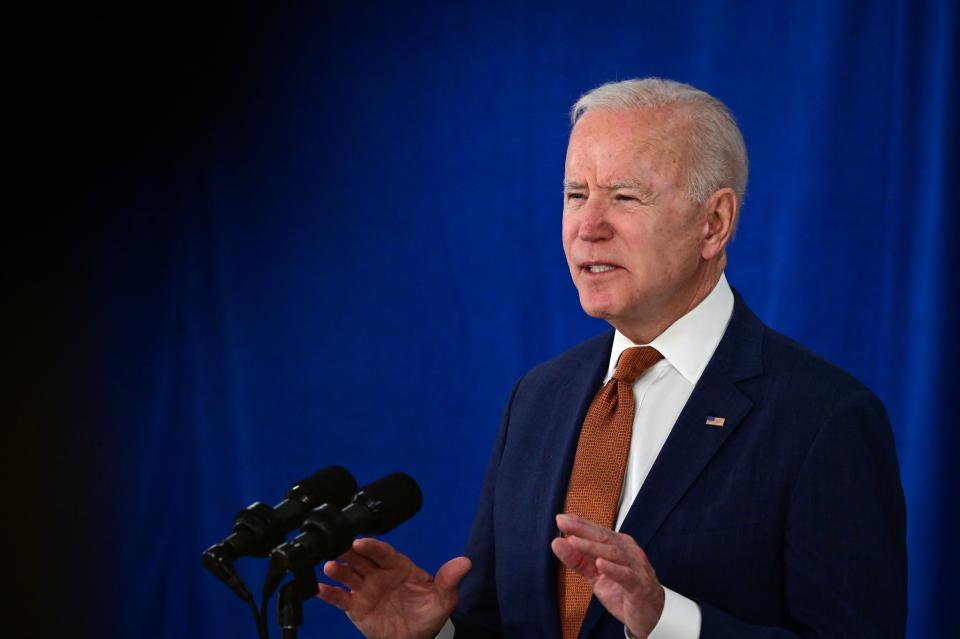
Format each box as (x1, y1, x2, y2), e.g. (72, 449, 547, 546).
(562, 107, 712, 339)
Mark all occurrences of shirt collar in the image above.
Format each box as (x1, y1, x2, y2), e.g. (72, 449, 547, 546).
(607, 273, 735, 385)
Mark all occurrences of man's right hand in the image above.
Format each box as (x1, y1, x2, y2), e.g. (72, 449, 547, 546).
(316, 537, 472, 639)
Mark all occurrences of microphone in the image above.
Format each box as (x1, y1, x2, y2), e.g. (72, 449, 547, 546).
(202, 466, 357, 600)
(265, 472, 422, 593)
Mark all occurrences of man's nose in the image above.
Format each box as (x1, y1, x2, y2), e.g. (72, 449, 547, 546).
(578, 200, 613, 241)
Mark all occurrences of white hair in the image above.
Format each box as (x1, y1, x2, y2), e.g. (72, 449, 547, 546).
(571, 78, 748, 209)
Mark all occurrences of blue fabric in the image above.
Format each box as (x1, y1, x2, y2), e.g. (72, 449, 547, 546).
(57, 1, 958, 637)
(452, 294, 906, 637)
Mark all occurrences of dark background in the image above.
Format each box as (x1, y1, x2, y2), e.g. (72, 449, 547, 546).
(8, 2, 958, 637)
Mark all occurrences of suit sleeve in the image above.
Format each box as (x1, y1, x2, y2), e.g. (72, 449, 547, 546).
(698, 387, 907, 638)
(449, 377, 524, 638)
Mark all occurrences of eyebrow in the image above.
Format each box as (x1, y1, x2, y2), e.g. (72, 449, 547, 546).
(562, 179, 653, 192)
(607, 179, 652, 191)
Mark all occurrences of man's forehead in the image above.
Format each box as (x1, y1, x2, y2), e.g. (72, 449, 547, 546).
(568, 107, 689, 153)
(564, 143, 680, 189)
(565, 109, 688, 187)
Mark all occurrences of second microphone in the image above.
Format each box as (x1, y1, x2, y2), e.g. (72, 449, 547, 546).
(266, 472, 423, 590)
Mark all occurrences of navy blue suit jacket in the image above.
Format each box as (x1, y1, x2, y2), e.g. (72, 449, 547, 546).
(452, 294, 906, 638)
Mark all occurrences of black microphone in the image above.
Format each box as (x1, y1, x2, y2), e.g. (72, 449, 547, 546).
(202, 466, 357, 600)
(265, 472, 422, 593)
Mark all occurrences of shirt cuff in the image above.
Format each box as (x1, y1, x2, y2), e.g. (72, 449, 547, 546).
(625, 586, 701, 639)
(435, 619, 456, 639)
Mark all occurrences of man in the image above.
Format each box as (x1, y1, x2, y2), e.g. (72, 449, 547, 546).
(316, 78, 907, 638)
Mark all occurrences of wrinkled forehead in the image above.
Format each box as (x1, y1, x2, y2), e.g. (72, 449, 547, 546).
(565, 106, 692, 186)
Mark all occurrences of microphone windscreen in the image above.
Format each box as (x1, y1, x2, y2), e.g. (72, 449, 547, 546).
(287, 465, 358, 509)
(355, 472, 423, 535)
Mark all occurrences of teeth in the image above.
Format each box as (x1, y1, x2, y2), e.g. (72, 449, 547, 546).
(587, 264, 615, 273)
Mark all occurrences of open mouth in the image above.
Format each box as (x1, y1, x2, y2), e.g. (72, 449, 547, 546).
(582, 263, 619, 274)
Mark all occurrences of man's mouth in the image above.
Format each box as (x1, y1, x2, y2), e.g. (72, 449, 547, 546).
(583, 263, 619, 273)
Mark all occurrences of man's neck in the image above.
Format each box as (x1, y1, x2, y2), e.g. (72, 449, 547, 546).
(614, 265, 724, 345)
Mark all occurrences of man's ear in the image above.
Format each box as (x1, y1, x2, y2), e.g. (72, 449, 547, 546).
(701, 187, 738, 260)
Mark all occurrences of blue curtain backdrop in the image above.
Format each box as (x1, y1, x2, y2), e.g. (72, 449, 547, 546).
(11, 1, 958, 637)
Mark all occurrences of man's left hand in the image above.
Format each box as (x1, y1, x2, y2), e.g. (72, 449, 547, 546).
(551, 513, 665, 638)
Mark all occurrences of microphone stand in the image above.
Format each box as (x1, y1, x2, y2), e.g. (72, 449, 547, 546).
(277, 566, 320, 639)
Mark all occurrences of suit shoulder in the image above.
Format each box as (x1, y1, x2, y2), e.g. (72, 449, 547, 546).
(759, 324, 882, 408)
(518, 331, 612, 386)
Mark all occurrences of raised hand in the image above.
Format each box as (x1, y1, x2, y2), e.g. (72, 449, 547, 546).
(316, 537, 472, 639)
(551, 513, 664, 639)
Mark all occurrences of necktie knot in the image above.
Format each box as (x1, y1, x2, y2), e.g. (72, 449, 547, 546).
(612, 346, 663, 385)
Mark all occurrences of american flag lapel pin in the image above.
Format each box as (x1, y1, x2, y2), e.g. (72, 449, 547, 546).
(705, 416, 726, 427)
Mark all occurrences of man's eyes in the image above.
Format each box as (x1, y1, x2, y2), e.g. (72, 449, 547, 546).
(563, 192, 647, 203)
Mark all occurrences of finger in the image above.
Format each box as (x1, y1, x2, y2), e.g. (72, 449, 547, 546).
(556, 513, 618, 542)
(551, 537, 599, 580)
(338, 548, 379, 577)
(435, 556, 472, 594)
(563, 535, 631, 566)
(595, 556, 642, 588)
(351, 537, 406, 570)
(316, 582, 352, 611)
(597, 557, 663, 609)
(323, 559, 364, 591)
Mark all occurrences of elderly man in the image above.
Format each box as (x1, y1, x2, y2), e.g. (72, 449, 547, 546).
(316, 78, 907, 638)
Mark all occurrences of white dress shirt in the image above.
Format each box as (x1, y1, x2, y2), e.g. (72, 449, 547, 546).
(441, 274, 734, 639)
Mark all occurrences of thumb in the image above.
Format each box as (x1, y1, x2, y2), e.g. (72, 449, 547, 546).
(435, 556, 472, 594)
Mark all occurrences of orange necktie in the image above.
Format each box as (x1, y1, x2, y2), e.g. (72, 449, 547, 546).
(558, 346, 664, 639)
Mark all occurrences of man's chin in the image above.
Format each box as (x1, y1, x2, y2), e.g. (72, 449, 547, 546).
(578, 299, 620, 322)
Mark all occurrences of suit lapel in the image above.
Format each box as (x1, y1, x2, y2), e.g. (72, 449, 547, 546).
(578, 293, 764, 638)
